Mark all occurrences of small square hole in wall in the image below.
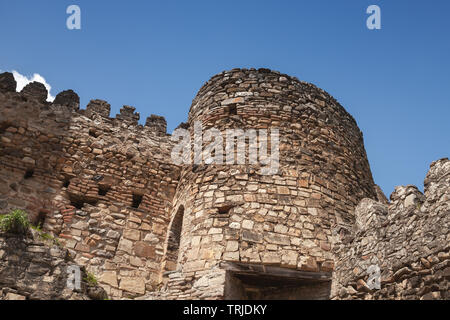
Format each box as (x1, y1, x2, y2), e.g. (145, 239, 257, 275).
(98, 185, 110, 196)
(24, 169, 34, 179)
(70, 199, 84, 209)
(132, 193, 143, 208)
(217, 204, 234, 215)
(89, 128, 99, 138)
(63, 179, 71, 188)
(228, 105, 237, 115)
(69, 195, 97, 209)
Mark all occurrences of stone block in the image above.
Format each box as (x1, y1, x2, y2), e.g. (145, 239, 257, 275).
(134, 241, 155, 259)
(5, 293, 26, 300)
(119, 277, 146, 295)
(123, 229, 140, 241)
(99, 271, 118, 287)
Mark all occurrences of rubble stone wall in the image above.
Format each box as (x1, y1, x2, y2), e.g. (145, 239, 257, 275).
(332, 158, 449, 300)
(0, 74, 180, 299)
(0, 231, 106, 300)
(1, 69, 447, 300)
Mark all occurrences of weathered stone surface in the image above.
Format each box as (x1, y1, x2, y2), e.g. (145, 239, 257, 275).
(134, 241, 155, 258)
(87, 285, 108, 300)
(118, 238, 133, 252)
(0, 233, 105, 300)
(5, 292, 26, 300)
(0, 72, 16, 93)
(354, 198, 388, 232)
(145, 114, 167, 135)
(53, 89, 80, 110)
(116, 105, 139, 124)
(85, 99, 110, 118)
(99, 271, 118, 287)
(332, 158, 449, 300)
(20, 81, 48, 102)
(119, 277, 145, 295)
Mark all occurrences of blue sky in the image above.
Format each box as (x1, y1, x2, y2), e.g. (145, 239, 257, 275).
(0, 0, 449, 198)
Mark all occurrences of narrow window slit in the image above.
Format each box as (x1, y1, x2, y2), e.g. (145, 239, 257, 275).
(132, 193, 143, 208)
(217, 204, 234, 215)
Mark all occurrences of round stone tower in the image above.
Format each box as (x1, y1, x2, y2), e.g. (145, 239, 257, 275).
(161, 68, 377, 299)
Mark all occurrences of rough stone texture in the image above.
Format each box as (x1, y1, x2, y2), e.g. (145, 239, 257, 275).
(116, 105, 140, 124)
(332, 158, 449, 300)
(53, 90, 80, 110)
(374, 184, 389, 204)
(0, 230, 106, 300)
(20, 82, 48, 103)
(0, 69, 448, 300)
(145, 114, 167, 136)
(0, 72, 16, 93)
(85, 99, 111, 118)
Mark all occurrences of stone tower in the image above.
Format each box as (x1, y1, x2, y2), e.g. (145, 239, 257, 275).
(157, 68, 377, 299)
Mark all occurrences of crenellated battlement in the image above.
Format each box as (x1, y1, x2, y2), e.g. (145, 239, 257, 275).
(85, 99, 110, 118)
(0, 72, 171, 139)
(0, 71, 181, 300)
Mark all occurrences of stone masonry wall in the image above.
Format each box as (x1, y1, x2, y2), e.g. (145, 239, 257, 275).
(1, 69, 447, 300)
(0, 73, 181, 299)
(332, 158, 449, 300)
(0, 230, 107, 300)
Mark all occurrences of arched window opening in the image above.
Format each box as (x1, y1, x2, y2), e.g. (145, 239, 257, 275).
(164, 206, 184, 272)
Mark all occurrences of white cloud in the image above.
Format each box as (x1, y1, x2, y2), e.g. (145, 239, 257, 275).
(11, 70, 55, 102)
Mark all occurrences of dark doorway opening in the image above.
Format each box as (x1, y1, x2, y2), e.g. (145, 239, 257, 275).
(223, 262, 332, 300)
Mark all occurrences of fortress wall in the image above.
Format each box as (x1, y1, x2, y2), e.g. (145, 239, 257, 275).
(0, 74, 181, 299)
(155, 68, 378, 299)
(3, 69, 444, 301)
(0, 231, 107, 300)
(332, 158, 449, 300)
